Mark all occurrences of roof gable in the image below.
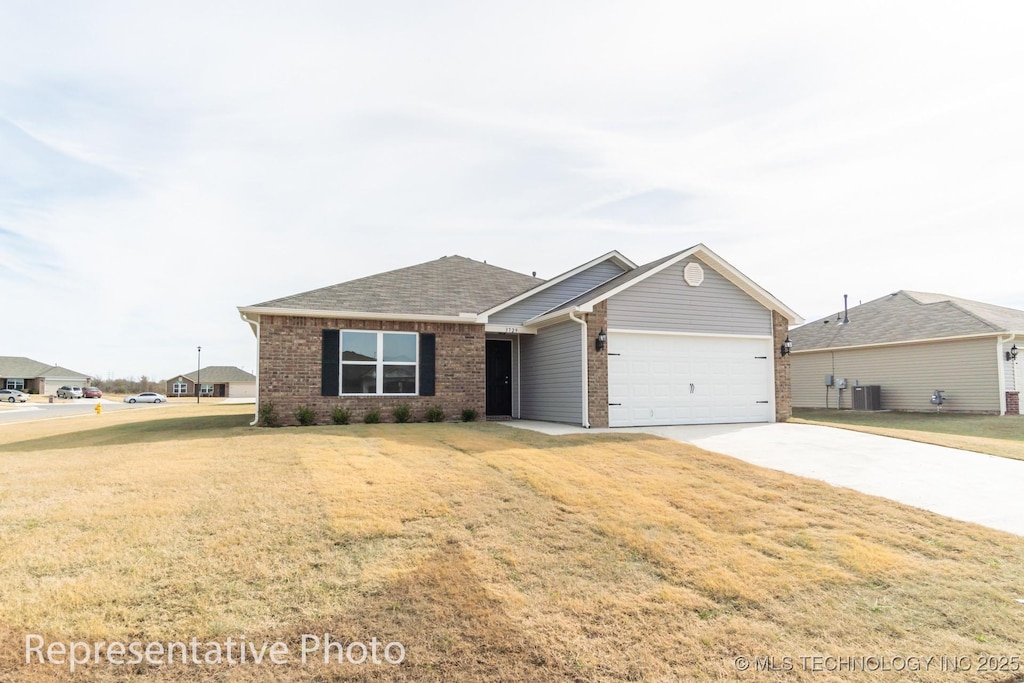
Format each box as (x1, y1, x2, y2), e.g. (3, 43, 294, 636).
(483, 251, 633, 325)
(526, 244, 802, 326)
(789, 290, 1024, 351)
(246, 255, 543, 318)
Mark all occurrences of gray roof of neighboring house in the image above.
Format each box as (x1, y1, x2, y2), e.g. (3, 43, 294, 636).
(0, 356, 90, 379)
(173, 366, 256, 383)
(789, 290, 1024, 351)
(248, 255, 544, 316)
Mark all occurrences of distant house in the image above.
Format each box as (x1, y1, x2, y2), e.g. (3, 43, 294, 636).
(0, 356, 91, 395)
(237, 245, 802, 426)
(165, 366, 256, 399)
(789, 291, 1023, 415)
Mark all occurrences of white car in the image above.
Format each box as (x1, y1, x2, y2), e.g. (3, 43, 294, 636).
(56, 386, 83, 399)
(123, 392, 168, 404)
(0, 389, 28, 403)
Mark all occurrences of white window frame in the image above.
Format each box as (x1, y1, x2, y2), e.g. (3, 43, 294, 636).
(172, 382, 188, 396)
(340, 331, 418, 396)
(6, 379, 25, 391)
(200, 383, 215, 396)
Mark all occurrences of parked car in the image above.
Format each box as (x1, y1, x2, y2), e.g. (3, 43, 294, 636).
(56, 386, 83, 399)
(0, 389, 28, 403)
(82, 387, 103, 398)
(123, 392, 167, 404)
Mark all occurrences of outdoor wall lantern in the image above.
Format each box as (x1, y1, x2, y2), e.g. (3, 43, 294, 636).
(780, 335, 793, 356)
(595, 328, 607, 351)
(1007, 344, 1018, 362)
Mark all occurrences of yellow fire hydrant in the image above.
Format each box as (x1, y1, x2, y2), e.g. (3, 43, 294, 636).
(95, 403, 102, 416)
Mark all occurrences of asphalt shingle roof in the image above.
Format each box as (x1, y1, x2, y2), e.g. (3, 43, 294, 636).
(174, 366, 256, 383)
(789, 291, 1024, 351)
(0, 356, 89, 379)
(250, 256, 544, 316)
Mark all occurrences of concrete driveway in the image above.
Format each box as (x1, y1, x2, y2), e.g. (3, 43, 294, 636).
(506, 420, 1024, 538)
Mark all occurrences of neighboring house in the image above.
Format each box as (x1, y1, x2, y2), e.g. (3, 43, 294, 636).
(238, 245, 802, 427)
(166, 366, 257, 398)
(788, 291, 1024, 415)
(0, 356, 90, 395)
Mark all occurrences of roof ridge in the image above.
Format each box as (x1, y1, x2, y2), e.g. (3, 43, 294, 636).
(901, 290, 1001, 332)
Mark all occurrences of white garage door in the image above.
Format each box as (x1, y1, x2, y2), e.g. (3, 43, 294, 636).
(608, 333, 774, 427)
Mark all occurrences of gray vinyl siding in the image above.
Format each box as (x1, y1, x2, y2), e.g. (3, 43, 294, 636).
(490, 261, 626, 325)
(607, 259, 771, 335)
(791, 337, 1000, 412)
(519, 320, 583, 423)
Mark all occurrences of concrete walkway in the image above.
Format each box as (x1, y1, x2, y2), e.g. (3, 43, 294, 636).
(504, 420, 1024, 538)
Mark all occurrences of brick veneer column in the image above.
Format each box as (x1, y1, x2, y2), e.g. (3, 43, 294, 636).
(773, 310, 792, 422)
(1007, 391, 1020, 416)
(586, 301, 609, 428)
(258, 315, 486, 425)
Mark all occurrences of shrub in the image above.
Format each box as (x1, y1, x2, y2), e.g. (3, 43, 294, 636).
(363, 409, 381, 424)
(461, 407, 478, 422)
(295, 405, 316, 426)
(331, 406, 351, 425)
(393, 404, 412, 423)
(425, 405, 445, 423)
(258, 402, 280, 428)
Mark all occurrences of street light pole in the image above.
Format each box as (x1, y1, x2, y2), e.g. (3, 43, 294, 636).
(197, 346, 201, 404)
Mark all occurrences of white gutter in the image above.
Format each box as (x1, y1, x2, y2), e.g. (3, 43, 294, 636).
(239, 311, 261, 426)
(237, 306, 477, 324)
(568, 309, 590, 428)
(790, 331, 1013, 355)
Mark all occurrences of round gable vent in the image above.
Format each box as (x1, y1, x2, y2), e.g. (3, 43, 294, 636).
(683, 262, 704, 287)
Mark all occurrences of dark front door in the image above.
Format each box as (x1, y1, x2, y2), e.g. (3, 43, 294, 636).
(485, 340, 513, 416)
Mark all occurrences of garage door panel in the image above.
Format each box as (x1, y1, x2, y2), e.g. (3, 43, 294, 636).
(608, 333, 773, 427)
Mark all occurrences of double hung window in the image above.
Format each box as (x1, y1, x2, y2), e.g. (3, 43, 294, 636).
(340, 331, 418, 395)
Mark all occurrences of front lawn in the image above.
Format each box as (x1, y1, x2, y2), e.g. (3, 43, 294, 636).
(1, 406, 1023, 681)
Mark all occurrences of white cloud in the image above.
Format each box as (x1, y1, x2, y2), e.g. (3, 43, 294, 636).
(1, 0, 1022, 378)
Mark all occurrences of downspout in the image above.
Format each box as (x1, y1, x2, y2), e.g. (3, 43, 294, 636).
(569, 309, 591, 428)
(997, 334, 1014, 415)
(240, 311, 261, 426)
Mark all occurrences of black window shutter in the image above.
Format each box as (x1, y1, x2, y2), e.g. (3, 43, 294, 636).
(419, 333, 436, 396)
(321, 330, 340, 396)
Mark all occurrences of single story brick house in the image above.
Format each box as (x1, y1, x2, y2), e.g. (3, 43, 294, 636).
(0, 356, 90, 395)
(238, 244, 802, 427)
(788, 290, 1023, 414)
(166, 366, 257, 398)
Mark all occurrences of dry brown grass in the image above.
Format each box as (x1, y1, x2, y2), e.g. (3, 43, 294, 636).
(1, 410, 1023, 681)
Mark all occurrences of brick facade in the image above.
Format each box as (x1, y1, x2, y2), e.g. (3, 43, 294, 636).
(585, 301, 609, 428)
(259, 315, 485, 426)
(773, 310, 792, 422)
(1007, 391, 1020, 416)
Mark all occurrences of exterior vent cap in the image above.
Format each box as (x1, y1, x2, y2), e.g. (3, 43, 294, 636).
(683, 262, 704, 287)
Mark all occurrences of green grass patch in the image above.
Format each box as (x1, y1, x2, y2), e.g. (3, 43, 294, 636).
(793, 408, 1024, 442)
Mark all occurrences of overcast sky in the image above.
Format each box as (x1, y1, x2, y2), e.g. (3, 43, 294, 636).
(2, 1, 1022, 380)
